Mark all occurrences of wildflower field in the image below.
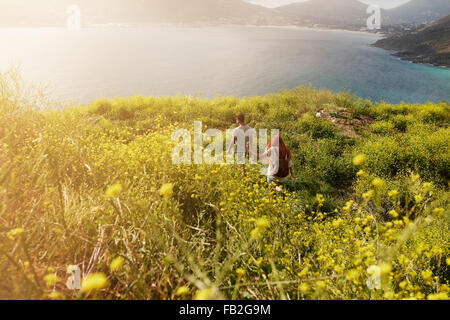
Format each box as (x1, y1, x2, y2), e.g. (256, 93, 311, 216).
(0, 71, 449, 300)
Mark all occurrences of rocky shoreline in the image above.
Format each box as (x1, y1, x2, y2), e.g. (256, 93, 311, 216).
(372, 14, 450, 68)
(389, 49, 449, 68)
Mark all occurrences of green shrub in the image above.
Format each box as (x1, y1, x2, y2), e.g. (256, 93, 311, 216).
(391, 114, 415, 132)
(357, 136, 411, 178)
(407, 128, 450, 184)
(294, 137, 354, 189)
(370, 121, 396, 135)
(296, 114, 336, 139)
(418, 104, 450, 125)
(357, 127, 450, 185)
(116, 105, 134, 120)
(90, 99, 113, 115)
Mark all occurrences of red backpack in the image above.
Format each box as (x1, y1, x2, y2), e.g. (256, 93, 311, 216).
(275, 155, 290, 178)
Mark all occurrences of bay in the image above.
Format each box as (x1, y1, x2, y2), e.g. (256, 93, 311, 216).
(0, 26, 448, 105)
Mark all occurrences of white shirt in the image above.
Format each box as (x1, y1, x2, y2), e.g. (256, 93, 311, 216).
(232, 125, 255, 154)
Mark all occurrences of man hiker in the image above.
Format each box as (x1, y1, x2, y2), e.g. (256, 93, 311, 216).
(227, 113, 256, 176)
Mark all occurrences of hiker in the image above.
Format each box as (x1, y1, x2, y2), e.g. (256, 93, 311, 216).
(227, 113, 256, 176)
(259, 135, 295, 199)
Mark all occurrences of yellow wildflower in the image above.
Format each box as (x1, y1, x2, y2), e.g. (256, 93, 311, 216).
(298, 266, 309, 278)
(236, 268, 246, 277)
(353, 154, 366, 166)
(256, 217, 270, 229)
(421, 270, 433, 282)
(372, 178, 385, 188)
(81, 273, 109, 294)
(389, 210, 399, 218)
(384, 291, 395, 299)
(105, 183, 122, 198)
(299, 283, 310, 294)
(423, 182, 432, 191)
(388, 190, 399, 198)
(194, 288, 214, 300)
(332, 218, 343, 228)
(159, 183, 174, 198)
(428, 292, 448, 300)
(110, 256, 125, 272)
(250, 228, 262, 240)
(363, 190, 375, 200)
(48, 291, 64, 300)
(315, 281, 326, 290)
(316, 194, 325, 204)
(44, 273, 59, 288)
(6, 228, 25, 240)
(379, 263, 392, 276)
(255, 257, 263, 267)
(176, 286, 189, 296)
(346, 269, 359, 284)
(399, 281, 407, 289)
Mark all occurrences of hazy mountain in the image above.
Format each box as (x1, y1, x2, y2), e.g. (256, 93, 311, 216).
(276, 0, 372, 28)
(276, 0, 450, 28)
(374, 14, 450, 66)
(0, 0, 284, 26)
(382, 0, 450, 24)
(1, 0, 448, 28)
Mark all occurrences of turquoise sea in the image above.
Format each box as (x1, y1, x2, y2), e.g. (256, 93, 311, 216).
(0, 26, 449, 104)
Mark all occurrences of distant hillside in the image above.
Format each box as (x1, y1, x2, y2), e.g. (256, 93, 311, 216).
(276, 0, 368, 29)
(382, 0, 450, 24)
(0, 0, 285, 26)
(374, 14, 450, 67)
(1, 0, 449, 28)
(276, 0, 450, 29)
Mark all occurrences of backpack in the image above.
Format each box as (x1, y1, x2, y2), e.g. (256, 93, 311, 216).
(275, 155, 290, 178)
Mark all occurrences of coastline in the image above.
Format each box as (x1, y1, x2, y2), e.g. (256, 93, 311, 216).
(0, 22, 381, 36)
(393, 53, 450, 68)
(229, 24, 381, 36)
(372, 41, 450, 68)
(371, 15, 450, 69)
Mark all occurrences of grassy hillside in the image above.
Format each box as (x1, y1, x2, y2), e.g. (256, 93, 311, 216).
(0, 71, 449, 300)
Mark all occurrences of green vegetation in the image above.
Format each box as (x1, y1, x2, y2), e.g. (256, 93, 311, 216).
(374, 14, 450, 67)
(0, 71, 448, 300)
